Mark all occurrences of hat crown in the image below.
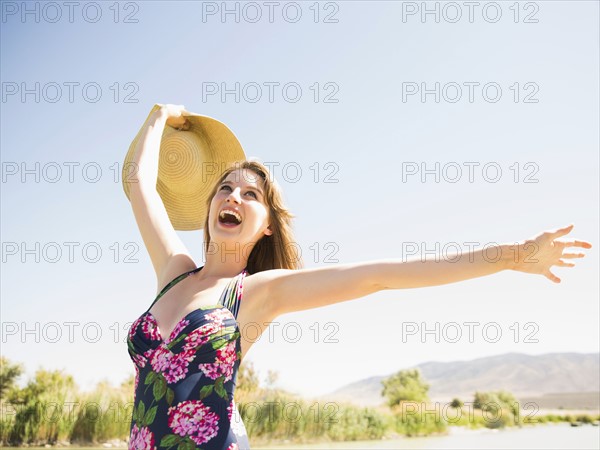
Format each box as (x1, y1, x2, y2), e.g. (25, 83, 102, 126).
(159, 127, 209, 195)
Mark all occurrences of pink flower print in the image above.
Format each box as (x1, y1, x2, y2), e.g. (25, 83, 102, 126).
(165, 319, 189, 344)
(227, 444, 239, 450)
(142, 314, 162, 341)
(182, 322, 219, 351)
(167, 400, 219, 446)
(199, 341, 237, 381)
(143, 348, 155, 360)
(205, 308, 232, 326)
(128, 423, 156, 450)
(227, 400, 233, 422)
(149, 344, 197, 384)
(128, 316, 144, 341)
(133, 353, 147, 369)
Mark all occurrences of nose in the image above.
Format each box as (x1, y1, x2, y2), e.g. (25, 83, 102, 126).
(226, 187, 242, 204)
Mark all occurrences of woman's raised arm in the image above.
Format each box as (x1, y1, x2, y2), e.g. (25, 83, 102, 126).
(125, 105, 196, 292)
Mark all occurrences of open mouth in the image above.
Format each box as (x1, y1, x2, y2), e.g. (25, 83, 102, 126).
(218, 210, 242, 227)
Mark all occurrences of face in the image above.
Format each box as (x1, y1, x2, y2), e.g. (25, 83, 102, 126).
(208, 168, 272, 248)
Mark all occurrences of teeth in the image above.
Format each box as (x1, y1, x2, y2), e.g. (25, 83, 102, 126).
(219, 209, 242, 223)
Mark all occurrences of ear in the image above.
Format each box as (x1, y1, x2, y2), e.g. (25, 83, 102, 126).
(265, 225, 273, 237)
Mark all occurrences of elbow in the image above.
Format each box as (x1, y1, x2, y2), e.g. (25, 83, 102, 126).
(372, 279, 388, 293)
(362, 271, 387, 294)
(357, 262, 388, 292)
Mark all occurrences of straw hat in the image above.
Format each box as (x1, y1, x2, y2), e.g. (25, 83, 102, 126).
(122, 104, 246, 231)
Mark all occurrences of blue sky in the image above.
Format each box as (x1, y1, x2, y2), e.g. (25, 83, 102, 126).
(1, 1, 598, 398)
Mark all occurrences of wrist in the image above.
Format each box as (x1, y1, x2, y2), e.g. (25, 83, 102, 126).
(150, 108, 168, 121)
(498, 242, 519, 271)
(145, 109, 168, 130)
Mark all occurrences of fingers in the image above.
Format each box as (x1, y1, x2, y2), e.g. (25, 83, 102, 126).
(160, 104, 187, 116)
(170, 105, 185, 117)
(548, 223, 574, 239)
(553, 238, 592, 252)
(556, 259, 575, 267)
(180, 120, 191, 131)
(561, 252, 586, 259)
(544, 270, 561, 283)
(565, 240, 593, 249)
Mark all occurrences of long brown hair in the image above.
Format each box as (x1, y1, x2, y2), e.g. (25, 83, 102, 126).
(203, 159, 303, 274)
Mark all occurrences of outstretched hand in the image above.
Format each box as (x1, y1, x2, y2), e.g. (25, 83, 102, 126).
(511, 224, 592, 283)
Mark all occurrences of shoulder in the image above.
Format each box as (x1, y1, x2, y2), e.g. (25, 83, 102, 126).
(240, 269, 294, 319)
(156, 254, 198, 294)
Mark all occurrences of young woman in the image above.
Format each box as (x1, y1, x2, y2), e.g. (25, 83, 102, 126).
(125, 104, 592, 450)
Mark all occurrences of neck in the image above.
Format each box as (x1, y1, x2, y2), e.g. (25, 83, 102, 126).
(201, 247, 248, 279)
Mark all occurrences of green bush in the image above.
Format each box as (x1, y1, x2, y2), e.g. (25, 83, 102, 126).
(450, 398, 463, 409)
(390, 402, 447, 437)
(381, 369, 430, 407)
(473, 390, 521, 428)
(575, 414, 593, 424)
(0, 365, 133, 447)
(239, 390, 390, 444)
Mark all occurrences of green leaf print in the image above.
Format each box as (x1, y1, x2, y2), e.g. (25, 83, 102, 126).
(166, 333, 187, 350)
(145, 371, 157, 385)
(153, 376, 167, 401)
(211, 325, 235, 340)
(198, 384, 213, 400)
(178, 438, 197, 450)
(159, 434, 181, 448)
(215, 377, 227, 399)
(144, 405, 157, 425)
(224, 325, 237, 335)
(166, 387, 174, 406)
(211, 337, 233, 351)
(136, 401, 146, 426)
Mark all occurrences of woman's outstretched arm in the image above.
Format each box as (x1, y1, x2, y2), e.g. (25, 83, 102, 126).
(257, 224, 592, 318)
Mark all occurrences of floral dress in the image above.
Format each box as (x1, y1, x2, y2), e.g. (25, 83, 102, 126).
(127, 266, 251, 450)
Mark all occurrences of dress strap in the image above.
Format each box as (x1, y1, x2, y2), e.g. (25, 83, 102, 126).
(146, 266, 203, 313)
(218, 269, 248, 320)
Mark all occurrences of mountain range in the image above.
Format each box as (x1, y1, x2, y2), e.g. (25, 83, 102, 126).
(317, 352, 600, 408)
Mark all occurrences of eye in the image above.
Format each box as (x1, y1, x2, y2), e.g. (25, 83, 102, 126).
(220, 185, 258, 199)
